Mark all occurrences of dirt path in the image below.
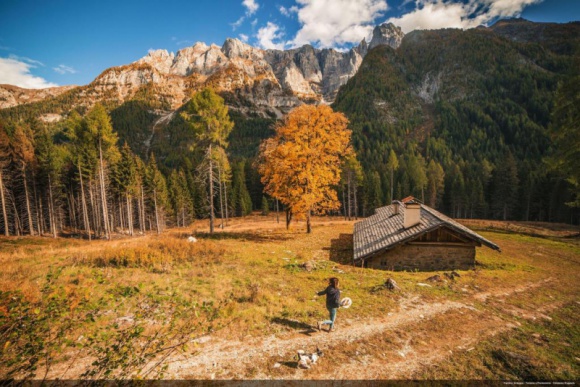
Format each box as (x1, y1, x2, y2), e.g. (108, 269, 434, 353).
(165, 296, 475, 379)
(165, 279, 555, 379)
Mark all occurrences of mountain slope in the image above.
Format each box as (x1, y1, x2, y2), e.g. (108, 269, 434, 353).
(333, 19, 579, 222)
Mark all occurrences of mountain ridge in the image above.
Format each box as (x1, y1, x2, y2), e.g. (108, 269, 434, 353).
(0, 23, 404, 114)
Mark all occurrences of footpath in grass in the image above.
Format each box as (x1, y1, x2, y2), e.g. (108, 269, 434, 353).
(0, 215, 578, 380)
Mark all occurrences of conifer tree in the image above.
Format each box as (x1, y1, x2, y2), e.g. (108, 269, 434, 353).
(113, 143, 138, 235)
(491, 151, 519, 220)
(386, 150, 399, 204)
(341, 153, 363, 219)
(84, 103, 119, 240)
(231, 161, 252, 217)
(146, 154, 169, 234)
(181, 88, 233, 233)
(547, 76, 580, 207)
(0, 127, 10, 236)
(426, 159, 445, 208)
(12, 124, 36, 235)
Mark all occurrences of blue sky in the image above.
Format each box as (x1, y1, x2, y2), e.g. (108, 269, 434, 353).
(0, 0, 578, 88)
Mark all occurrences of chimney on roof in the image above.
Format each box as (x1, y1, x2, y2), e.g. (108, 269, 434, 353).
(404, 202, 421, 228)
(392, 201, 400, 215)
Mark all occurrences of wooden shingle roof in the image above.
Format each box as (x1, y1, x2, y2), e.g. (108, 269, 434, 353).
(353, 202, 501, 261)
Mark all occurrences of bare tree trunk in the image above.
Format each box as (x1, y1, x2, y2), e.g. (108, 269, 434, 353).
(138, 185, 145, 234)
(354, 179, 358, 220)
(0, 172, 8, 236)
(98, 139, 110, 240)
(89, 180, 98, 237)
(347, 174, 352, 221)
(11, 193, 21, 236)
(31, 171, 41, 236)
(154, 189, 160, 235)
(342, 186, 347, 220)
(218, 166, 224, 230)
(126, 194, 133, 236)
(78, 164, 91, 241)
(48, 175, 57, 238)
(285, 208, 292, 230)
(306, 209, 312, 234)
(208, 145, 215, 234)
(224, 180, 229, 227)
(22, 167, 34, 235)
(390, 168, 394, 204)
(275, 199, 279, 224)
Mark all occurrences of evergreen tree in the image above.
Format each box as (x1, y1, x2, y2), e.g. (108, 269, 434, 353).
(426, 159, 445, 208)
(146, 154, 169, 234)
(231, 161, 252, 217)
(546, 76, 580, 208)
(181, 88, 234, 233)
(491, 151, 520, 220)
(261, 196, 270, 215)
(386, 150, 399, 204)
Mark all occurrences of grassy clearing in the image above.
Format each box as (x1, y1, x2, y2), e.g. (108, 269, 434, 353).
(0, 215, 578, 379)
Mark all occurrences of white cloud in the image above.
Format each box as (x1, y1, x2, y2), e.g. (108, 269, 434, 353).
(53, 64, 77, 75)
(243, 0, 259, 15)
(0, 57, 57, 88)
(9, 54, 44, 67)
(251, 18, 258, 28)
(232, 16, 246, 30)
(239, 33, 249, 42)
(279, 5, 298, 17)
(256, 22, 285, 50)
(291, 0, 388, 48)
(232, 0, 260, 30)
(388, 0, 543, 33)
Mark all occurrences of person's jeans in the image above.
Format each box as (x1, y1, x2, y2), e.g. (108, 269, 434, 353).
(322, 307, 337, 329)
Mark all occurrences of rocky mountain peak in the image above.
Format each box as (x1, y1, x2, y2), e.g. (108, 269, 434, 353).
(368, 23, 404, 50)
(222, 38, 260, 59)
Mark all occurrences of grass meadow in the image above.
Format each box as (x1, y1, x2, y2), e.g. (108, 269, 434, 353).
(0, 214, 578, 380)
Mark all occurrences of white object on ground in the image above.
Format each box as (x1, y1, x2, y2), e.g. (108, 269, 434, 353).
(187, 236, 198, 243)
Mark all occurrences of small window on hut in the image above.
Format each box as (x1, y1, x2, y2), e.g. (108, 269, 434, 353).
(381, 260, 387, 267)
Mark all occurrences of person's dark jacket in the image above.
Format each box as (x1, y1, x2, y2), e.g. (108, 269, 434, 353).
(318, 286, 340, 309)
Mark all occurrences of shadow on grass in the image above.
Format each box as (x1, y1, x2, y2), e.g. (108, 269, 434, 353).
(280, 361, 299, 369)
(271, 317, 318, 336)
(189, 231, 291, 243)
(326, 233, 354, 265)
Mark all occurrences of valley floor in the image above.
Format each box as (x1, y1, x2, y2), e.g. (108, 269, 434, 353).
(0, 215, 578, 380)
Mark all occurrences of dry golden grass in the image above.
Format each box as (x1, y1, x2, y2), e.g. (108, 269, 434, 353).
(0, 214, 578, 380)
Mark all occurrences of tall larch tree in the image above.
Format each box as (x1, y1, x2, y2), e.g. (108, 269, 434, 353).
(12, 124, 36, 235)
(0, 127, 10, 236)
(181, 88, 233, 233)
(258, 105, 351, 233)
(84, 104, 119, 240)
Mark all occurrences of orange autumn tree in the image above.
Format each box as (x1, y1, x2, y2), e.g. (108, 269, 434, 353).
(258, 105, 352, 233)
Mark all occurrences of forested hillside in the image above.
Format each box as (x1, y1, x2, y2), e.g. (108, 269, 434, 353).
(333, 21, 579, 223)
(0, 19, 578, 238)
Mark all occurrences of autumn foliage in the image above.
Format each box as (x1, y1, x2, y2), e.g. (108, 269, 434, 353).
(258, 105, 352, 233)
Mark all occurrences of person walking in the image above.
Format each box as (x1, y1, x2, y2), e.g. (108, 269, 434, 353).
(316, 277, 340, 332)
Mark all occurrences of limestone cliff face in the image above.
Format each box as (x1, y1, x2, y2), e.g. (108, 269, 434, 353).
(1, 24, 404, 114)
(0, 84, 76, 109)
(368, 23, 404, 50)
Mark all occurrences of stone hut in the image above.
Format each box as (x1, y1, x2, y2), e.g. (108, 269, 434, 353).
(353, 197, 500, 271)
